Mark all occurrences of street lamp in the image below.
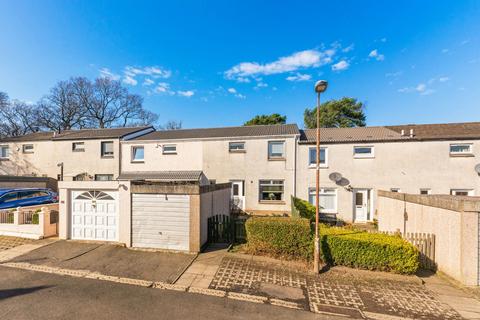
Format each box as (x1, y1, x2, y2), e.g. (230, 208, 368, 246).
(314, 80, 328, 274)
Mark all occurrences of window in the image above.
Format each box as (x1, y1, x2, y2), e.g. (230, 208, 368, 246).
(229, 142, 246, 152)
(353, 146, 374, 158)
(132, 146, 144, 162)
(95, 174, 114, 181)
(259, 180, 284, 201)
(0, 192, 18, 203)
(0, 145, 9, 159)
(450, 189, 474, 196)
(101, 141, 114, 157)
(22, 144, 34, 154)
(390, 188, 401, 193)
(450, 143, 473, 156)
(308, 147, 327, 167)
(18, 191, 48, 199)
(420, 189, 431, 195)
(308, 188, 337, 213)
(268, 141, 285, 159)
(72, 142, 85, 152)
(75, 190, 114, 200)
(162, 144, 177, 154)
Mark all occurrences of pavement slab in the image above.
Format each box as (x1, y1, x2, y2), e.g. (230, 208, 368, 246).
(0, 235, 35, 251)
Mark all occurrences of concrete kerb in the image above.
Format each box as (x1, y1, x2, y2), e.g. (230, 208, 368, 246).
(0, 261, 322, 316)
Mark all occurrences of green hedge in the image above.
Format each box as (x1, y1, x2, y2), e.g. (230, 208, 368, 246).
(245, 217, 313, 260)
(320, 225, 419, 274)
(291, 196, 315, 221)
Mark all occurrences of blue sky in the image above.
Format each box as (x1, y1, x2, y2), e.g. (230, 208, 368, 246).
(0, 1, 479, 128)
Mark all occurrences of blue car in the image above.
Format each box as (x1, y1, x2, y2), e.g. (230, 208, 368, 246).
(0, 188, 58, 209)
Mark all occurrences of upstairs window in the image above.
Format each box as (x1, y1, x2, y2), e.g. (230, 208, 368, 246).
(450, 143, 473, 156)
(450, 189, 474, 196)
(420, 189, 431, 195)
(0, 145, 9, 159)
(353, 146, 374, 158)
(259, 180, 284, 201)
(268, 141, 285, 160)
(95, 174, 114, 181)
(390, 188, 401, 193)
(308, 147, 327, 167)
(101, 141, 114, 158)
(72, 142, 85, 152)
(22, 144, 34, 154)
(162, 144, 177, 155)
(229, 142, 246, 153)
(132, 146, 144, 162)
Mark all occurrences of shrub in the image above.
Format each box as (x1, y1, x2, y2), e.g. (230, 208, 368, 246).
(32, 213, 39, 225)
(319, 225, 419, 274)
(291, 196, 315, 221)
(245, 217, 313, 260)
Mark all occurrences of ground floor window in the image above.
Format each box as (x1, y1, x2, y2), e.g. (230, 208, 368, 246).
(259, 180, 284, 201)
(308, 188, 337, 213)
(450, 189, 474, 196)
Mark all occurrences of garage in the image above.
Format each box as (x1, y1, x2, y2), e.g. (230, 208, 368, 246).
(71, 190, 118, 241)
(132, 193, 190, 251)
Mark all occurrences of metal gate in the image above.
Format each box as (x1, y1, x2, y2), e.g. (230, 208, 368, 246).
(207, 215, 248, 244)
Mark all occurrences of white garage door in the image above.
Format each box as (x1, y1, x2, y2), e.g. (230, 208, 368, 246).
(71, 190, 118, 241)
(132, 193, 190, 251)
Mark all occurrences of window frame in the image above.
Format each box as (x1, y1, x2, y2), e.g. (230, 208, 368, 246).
(162, 144, 177, 155)
(94, 174, 114, 181)
(72, 142, 85, 152)
(0, 145, 9, 159)
(131, 145, 145, 163)
(390, 188, 401, 193)
(308, 188, 337, 213)
(420, 188, 431, 195)
(258, 179, 285, 202)
(450, 189, 474, 196)
(308, 147, 328, 168)
(449, 143, 473, 156)
(229, 141, 246, 153)
(22, 144, 34, 154)
(353, 145, 374, 159)
(100, 141, 114, 158)
(267, 141, 285, 160)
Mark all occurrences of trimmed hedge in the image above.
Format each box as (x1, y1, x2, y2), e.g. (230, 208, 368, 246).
(245, 217, 313, 260)
(320, 225, 419, 274)
(291, 196, 315, 221)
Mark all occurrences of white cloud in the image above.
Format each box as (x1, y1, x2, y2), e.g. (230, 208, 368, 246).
(123, 75, 138, 86)
(224, 48, 336, 80)
(286, 73, 312, 81)
(99, 68, 120, 81)
(441, 48, 449, 54)
(227, 88, 237, 94)
(226, 87, 246, 99)
(380, 38, 387, 42)
(154, 82, 173, 94)
(331, 60, 349, 71)
(439, 76, 450, 82)
(385, 71, 403, 78)
(256, 82, 268, 88)
(124, 66, 171, 78)
(398, 82, 435, 95)
(368, 49, 385, 61)
(177, 90, 194, 97)
(342, 43, 354, 53)
(143, 78, 155, 86)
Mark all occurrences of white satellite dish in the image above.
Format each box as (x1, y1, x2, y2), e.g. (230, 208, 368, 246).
(329, 172, 343, 183)
(475, 164, 480, 174)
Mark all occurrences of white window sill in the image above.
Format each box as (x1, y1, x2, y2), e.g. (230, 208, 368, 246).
(450, 153, 474, 157)
(353, 156, 375, 159)
(308, 164, 328, 169)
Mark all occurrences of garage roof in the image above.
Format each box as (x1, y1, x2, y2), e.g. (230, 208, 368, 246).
(118, 170, 205, 182)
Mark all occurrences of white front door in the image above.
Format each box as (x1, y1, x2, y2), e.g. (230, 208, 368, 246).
(354, 189, 370, 222)
(231, 180, 245, 210)
(71, 190, 118, 241)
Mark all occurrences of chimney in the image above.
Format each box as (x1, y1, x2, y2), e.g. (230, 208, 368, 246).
(409, 129, 414, 138)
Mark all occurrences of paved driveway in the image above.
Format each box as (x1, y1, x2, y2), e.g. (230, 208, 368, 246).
(11, 240, 196, 283)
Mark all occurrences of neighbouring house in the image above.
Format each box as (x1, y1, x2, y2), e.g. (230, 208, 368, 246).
(2, 121, 480, 251)
(0, 126, 154, 181)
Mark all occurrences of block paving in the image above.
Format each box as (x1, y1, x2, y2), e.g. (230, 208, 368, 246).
(209, 256, 463, 319)
(0, 235, 34, 251)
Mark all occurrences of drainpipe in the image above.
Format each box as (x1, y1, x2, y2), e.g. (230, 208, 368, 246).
(293, 134, 298, 197)
(118, 140, 122, 179)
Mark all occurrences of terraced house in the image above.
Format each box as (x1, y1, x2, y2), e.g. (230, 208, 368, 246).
(1, 121, 480, 248)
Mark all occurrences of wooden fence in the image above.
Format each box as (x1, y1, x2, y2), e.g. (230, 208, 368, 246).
(371, 230, 436, 270)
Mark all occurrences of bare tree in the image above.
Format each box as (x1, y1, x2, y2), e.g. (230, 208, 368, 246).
(0, 97, 39, 137)
(36, 79, 86, 131)
(161, 120, 182, 130)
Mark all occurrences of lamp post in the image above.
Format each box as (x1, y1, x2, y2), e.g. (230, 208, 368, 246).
(314, 80, 328, 274)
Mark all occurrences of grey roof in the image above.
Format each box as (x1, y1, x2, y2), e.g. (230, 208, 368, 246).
(299, 126, 410, 144)
(118, 170, 204, 181)
(0, 126, 153, 143)
(133, 124, 300, 141)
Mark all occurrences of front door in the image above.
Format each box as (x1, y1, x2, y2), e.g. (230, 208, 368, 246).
(354, 189, 370, 222)
(231, 180, 245, 211)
